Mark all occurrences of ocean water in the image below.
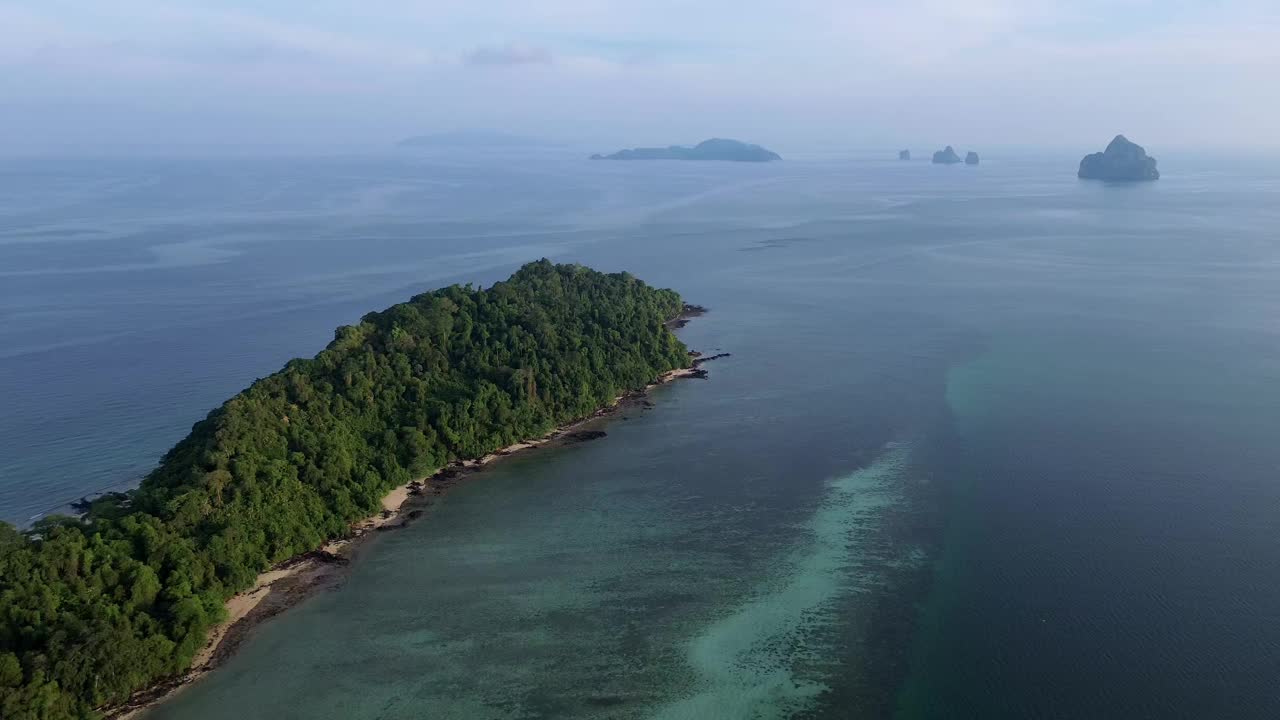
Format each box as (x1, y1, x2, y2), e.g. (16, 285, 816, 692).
(3, 150, 1280, 718)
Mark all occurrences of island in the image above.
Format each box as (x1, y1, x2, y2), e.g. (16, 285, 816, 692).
(965, 151, 980, 165)
(1078, 135, 1160, 181)
(932, 146, 963, 164)
(0, 261, 698, 720)
(899, 149, 911, 160)
(591, 138, 781, 162)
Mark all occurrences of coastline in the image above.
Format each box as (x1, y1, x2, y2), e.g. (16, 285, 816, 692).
(105, 311, 724, 719)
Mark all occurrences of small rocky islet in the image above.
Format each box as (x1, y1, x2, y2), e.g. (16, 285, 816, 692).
(915, 134, 1162, 179)
(932, 145, 963, 164)
(931, 146, 980, 166)
(1078, 134, 1160, 181)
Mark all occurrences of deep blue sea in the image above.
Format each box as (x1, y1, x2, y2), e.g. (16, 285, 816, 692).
(3, 150, 1279, 718)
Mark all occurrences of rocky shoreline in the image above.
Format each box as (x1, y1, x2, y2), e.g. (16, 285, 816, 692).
(666, 303, 706, 329)
(104, 305, 723, 719)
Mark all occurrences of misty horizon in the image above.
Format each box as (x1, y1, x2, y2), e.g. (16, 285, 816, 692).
(2, 1, 1277, 156)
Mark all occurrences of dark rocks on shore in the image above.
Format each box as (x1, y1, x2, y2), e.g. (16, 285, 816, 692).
(932, 146, 963, 164)
(1078, 134, 1160, 181)
(899, 149, 911, 160)
(682, 352, 730, 379)
(965, 151, 980, 165)
(296, 549, 349, 565)
(691, 352, 732, 367)
(563, 430, 608, 444)
(667, 303, 707, 329)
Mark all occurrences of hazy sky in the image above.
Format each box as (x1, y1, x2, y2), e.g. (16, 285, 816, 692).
(2, 0, 1277, 152)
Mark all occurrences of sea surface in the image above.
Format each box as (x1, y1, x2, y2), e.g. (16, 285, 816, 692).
(2, 149, 1280, 718)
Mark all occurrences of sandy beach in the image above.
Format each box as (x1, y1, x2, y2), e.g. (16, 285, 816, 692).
(105, 355, 721, 719)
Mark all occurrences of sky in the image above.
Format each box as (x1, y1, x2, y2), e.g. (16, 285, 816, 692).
(1, 0, 1278, 153)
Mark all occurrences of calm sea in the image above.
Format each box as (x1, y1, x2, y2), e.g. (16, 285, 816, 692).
(2, 150, 1279, 718)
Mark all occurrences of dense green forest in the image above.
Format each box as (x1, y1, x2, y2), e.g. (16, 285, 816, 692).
(0, 260, 689, 719)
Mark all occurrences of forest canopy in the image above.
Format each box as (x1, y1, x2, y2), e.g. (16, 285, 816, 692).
(0, 260, 688, 719)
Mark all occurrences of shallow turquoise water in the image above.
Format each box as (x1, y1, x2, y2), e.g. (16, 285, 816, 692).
(649, 447, 912, 719)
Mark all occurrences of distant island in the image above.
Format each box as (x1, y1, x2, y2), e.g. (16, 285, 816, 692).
(899, 149, 911, 160)
(932, 146, 963, 164)
(1078, 135, 1160, 181)
(965, 151, 980, 165)
(591, 138, 781, 162)
(397, 130, 550, 149)
(0, 261, 697, 719)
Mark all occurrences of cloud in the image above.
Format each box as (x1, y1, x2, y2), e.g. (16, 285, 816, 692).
(0, 0, 1278, 151)
(462, 43, 554, 67)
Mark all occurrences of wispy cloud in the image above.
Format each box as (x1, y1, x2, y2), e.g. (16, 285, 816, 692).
(462, 43, 554, 67)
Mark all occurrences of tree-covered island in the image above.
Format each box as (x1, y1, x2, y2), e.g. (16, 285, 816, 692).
(0, 261, 691, 719)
